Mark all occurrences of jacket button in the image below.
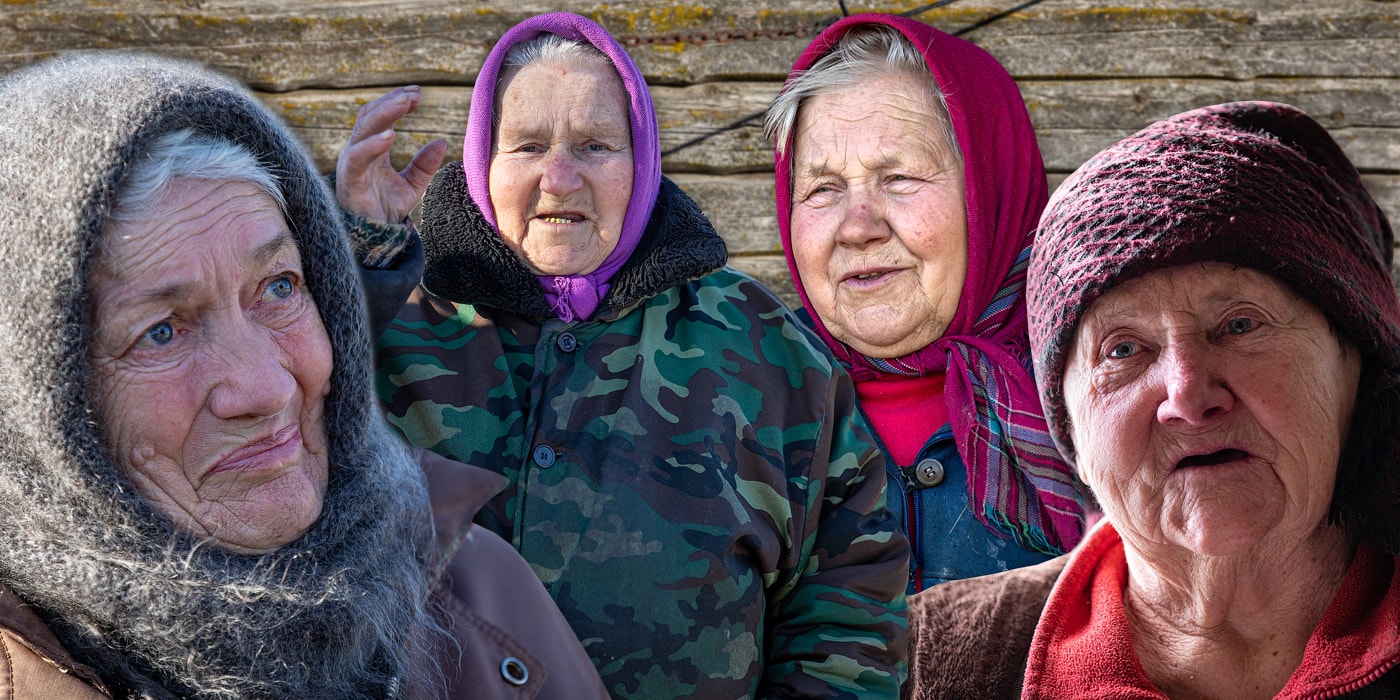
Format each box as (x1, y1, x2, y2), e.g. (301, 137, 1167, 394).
(915, 458, 945, 487)
(532, 444, 557, 468)
(500, 657, 529, 686)
(556, 332, 578, 352)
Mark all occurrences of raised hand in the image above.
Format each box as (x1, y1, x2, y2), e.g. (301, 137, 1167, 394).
(335, 85, 449, 223)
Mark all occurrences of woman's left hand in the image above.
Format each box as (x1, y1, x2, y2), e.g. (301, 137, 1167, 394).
(335, 85, 448, 224)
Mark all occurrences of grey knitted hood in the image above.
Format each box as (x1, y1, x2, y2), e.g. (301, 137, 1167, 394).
(0, 54, 439, 698)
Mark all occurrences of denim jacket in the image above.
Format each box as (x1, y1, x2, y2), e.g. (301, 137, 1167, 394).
(878, 423, 1055, 592)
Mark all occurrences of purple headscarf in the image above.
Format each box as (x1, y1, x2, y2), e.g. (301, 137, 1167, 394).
(464, 12, 661, 322)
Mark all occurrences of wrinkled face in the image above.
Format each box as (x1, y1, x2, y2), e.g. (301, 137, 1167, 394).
(89, 178, 333, 555)
(1063, 263, 1360, 558)
(789, 71, 968, 358)
(488, 58, 634, 276)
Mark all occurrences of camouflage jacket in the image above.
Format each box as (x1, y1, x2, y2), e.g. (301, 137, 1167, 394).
(373, 164, 908, 699)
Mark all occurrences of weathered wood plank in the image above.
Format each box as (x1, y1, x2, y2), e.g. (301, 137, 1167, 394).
(266, 77, 1400, 178)
(725, 254, 799, 310)
(4, 1, 1398, 90)
(671, 173, 780, 256)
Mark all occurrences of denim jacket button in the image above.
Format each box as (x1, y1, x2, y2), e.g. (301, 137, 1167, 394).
(914, 458, 945, 487)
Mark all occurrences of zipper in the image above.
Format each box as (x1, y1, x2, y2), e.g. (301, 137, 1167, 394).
(882, 460, 919, 591)
(908, 487, 923, 592)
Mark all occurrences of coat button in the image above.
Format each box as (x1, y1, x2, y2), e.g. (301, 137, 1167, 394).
(915, 458, 945, 487)
(500, 657, 529, 686)
(532, 444, 557, 468)
(556, 332, 578, 352)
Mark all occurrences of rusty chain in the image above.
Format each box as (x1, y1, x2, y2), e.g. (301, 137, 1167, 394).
(616, 21, 835, 49)
(615, 0, 1035, 52)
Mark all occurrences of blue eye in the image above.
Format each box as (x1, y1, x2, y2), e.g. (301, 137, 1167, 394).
(264, 277, 294, 301)
(1225, 317, 1256, 335)
(143, 321, 174, 346)
(1108, 341, 1137, 359)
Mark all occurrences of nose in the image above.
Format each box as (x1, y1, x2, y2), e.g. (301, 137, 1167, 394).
(1155, 340, 1234, 428)
(833, 186, 890, 247)
(539, 147, 584, 197)
(206, 318, 297, 421)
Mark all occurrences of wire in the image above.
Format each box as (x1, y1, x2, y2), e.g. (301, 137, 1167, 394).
(661, 113, 768, 159)
(901, 1, 965, 18)
(953, 0, 1050, 36)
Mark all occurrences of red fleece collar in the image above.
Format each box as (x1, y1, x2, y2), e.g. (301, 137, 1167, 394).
(1025, 523, 1400, 698)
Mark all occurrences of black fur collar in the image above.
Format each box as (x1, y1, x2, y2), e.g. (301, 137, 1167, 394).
(419, 161, 728, 321)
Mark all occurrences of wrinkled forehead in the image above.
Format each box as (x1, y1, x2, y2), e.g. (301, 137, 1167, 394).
(90, 178, 296, 300)
(792, 77, 956, 170)
(1075, 263, 1298, 329)
(492, 54, 630, 129)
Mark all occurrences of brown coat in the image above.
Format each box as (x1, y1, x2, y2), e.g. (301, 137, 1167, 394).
(903, 556, 1064, 700)
(0, 589, 110, 699)
(418, 448, 608, 699)
(0, 451, 606, 700)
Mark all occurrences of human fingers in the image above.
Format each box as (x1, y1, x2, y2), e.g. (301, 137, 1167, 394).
(401, 139, 449, 197)
(347, 86, 423, 146)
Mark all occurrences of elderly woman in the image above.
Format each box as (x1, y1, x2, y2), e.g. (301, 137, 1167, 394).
(0, 53, 606, 698)
(764, 14, 1087, 592)
(905, 102, 1400, 698)
(336, 11, 908, 700)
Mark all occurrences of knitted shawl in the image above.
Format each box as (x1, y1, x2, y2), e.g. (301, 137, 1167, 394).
(463, 12, 662, 322)
(774, 13, 1084, 554)
(0, 54, 438, 698)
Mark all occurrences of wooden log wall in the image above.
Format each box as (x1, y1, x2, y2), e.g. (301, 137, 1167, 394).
(4, 0, 1398, 305)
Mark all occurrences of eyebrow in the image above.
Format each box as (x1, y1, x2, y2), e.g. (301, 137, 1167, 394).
(499, 124, 630, 144)
(1089, 289, 1250, 324)
(117, 231, 296, 307)
(253, 230, 296, 270)
(794, 153, 921, 181)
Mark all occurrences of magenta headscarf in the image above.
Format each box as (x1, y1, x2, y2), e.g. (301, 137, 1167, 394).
(774, 14, 1084, 553)
(464, 12, 661, 322)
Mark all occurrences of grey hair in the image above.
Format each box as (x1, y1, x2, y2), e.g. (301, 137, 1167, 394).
(493, 33, 611, 129)
(764, 25, 962, 165)
(500, 32, 609, 74)
(109, 128, 287, 224)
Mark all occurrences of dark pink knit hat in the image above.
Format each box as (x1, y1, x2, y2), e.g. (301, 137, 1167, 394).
(1030, 102, 1399, 465)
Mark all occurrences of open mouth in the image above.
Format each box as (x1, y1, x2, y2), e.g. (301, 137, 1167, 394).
(538, 214, 583, 224)
(1177, 448, 1249, 468)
